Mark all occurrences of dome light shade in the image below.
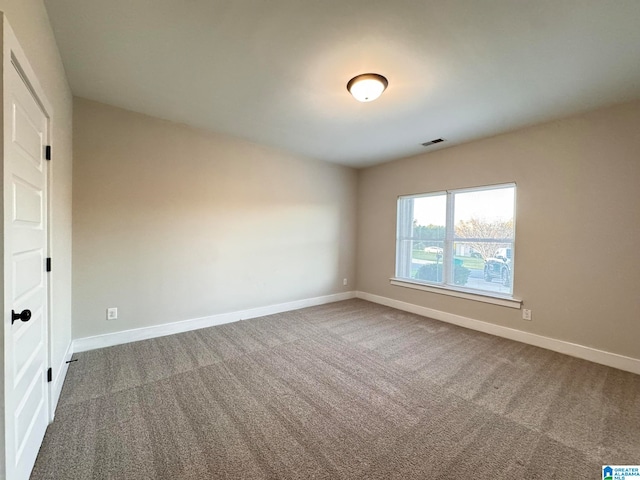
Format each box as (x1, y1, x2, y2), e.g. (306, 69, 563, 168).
(347, 73, 388, 102)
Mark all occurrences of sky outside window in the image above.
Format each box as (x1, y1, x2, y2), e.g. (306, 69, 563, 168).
(414, 187, 514, 226)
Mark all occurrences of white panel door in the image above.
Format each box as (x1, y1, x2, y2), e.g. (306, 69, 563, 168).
(4, 59, 49, 480)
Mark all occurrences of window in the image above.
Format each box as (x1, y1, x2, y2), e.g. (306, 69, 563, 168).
(395, 183, 516, 298)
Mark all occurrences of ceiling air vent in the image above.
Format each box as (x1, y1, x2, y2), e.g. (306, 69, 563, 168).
(421, 138, 445, 147)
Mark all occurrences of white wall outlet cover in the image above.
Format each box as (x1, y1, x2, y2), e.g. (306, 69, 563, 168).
(107, 307, 118, 320)
(522, 309, 532, 321)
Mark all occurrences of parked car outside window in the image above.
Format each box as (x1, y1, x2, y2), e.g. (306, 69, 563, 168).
(484, 248, 512, 286)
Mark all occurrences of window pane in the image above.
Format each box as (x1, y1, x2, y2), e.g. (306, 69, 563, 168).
(453, 186, 515, 294)
(413, 195, 446, 283)
(396, 194, 446, 283)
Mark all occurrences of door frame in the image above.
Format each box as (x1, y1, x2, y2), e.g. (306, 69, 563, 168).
(1, 14, 54, 479)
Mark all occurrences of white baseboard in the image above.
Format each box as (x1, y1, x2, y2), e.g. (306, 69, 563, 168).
(50, 340, 73, 420)
(72, 291, 356, 353)
(356, 291, 640, 376)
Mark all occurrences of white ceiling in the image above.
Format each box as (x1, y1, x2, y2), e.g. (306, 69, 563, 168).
(44, 0, 640, 167)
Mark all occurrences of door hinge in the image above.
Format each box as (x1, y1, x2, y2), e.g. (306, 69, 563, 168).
(46, 257, 52, 272)
(47, 368, 52, 382)
(45, 145, 51, 161)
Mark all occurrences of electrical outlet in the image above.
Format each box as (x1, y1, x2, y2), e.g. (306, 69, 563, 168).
(107, 307, 118, 320)
(343, 278, 348, 286)
(522, 308, 532, 321)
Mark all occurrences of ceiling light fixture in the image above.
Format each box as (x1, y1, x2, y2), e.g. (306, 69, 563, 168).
(347, 73, 388, 102)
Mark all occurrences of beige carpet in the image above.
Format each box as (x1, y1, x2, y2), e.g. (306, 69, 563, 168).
(31, 299, 640, 479)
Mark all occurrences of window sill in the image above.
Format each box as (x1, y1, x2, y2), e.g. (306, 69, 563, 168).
(389, 278, 522, 309)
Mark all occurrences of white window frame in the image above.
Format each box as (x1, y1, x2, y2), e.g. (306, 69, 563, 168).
(392, 183, 521, 308)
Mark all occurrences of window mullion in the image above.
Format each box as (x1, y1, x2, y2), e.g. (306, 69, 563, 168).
(443, 191, 455, 285)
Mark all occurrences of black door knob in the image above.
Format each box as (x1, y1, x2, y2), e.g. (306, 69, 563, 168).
(11, 309, 31, 325)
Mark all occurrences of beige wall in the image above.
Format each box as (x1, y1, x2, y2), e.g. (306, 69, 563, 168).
(357, 101, 640, 360)
(73, 98, 357, 339)
(0, 1, 73, 389)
